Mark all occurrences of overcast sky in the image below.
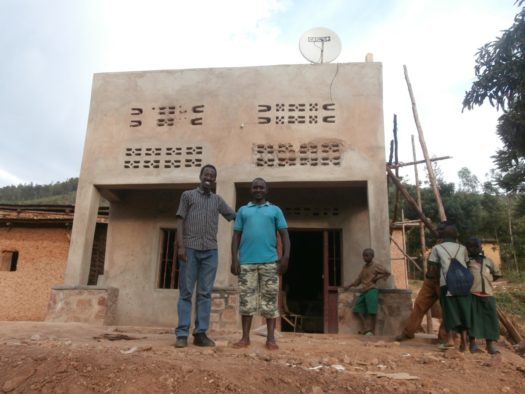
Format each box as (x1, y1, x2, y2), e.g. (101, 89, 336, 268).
(0, 0, 519, 187)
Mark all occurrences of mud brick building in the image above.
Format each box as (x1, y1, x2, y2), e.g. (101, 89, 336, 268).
(0, 205, 107, 321)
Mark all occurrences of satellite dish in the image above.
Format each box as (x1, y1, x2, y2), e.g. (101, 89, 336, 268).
(299, 27, 341, 64)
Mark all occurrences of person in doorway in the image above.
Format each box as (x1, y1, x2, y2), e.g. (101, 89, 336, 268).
(429, 224, 471, 351)
(465, 237, 501, 354)
(231, 177, 290, 350)
(345, 248, 390, 336)
(174, 164, 236, 348)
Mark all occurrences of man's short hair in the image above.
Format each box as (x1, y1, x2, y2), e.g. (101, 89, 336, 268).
(466, 237, 481, 247)
(200, 164, 217, 177)
(442, 224, 458, 239)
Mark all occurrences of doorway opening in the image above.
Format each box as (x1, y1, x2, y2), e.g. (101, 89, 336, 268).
(281, 229, 342, 333)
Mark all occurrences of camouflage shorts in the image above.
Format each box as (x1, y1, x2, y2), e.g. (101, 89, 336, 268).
(239, 263, 279, 318)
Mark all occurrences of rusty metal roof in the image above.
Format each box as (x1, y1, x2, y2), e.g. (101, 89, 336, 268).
(0, 204, 108, 227)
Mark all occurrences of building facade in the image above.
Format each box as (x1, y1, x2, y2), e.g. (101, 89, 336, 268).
(58, 62, 392, 331)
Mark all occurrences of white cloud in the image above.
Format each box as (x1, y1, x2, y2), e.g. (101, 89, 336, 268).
(0, 169, 24, 187)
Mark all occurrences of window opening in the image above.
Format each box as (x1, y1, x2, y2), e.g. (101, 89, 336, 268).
(1, 250, 18, 272)
(158, 229, 179, 289)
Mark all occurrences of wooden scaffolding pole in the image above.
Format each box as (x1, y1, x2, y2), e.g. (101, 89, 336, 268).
(388, 156, 452, 169)
(412, 135, 433, 333)
(404, 65, 447, 222)
(386, 167, 438, 238)
(390, 115, 401, 226)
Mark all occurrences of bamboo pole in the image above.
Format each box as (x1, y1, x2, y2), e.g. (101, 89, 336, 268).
(404, 65, 447, 222)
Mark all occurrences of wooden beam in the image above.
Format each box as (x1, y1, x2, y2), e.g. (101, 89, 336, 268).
(497, 306, 523, 344)
(387, 156, 452, 169)
(390, 236, 422, 271)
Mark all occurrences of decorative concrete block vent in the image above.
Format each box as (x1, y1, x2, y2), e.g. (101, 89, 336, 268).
(338, 288, 412, 336)
(209, 287, 239, 331)
(46, 286, 119, 325)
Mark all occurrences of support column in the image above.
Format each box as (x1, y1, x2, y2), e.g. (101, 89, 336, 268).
(64, 181, 101, 285)
(368, 178, 392, 275)
(214, 180, 236, 287)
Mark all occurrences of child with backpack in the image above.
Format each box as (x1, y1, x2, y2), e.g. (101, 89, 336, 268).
(428, 224, 472, 351)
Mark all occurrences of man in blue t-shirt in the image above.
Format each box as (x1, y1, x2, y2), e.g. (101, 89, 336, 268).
(231, 178, 290, 350)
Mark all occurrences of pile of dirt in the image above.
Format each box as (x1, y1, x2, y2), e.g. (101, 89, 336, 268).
(1, 322, 524, 393)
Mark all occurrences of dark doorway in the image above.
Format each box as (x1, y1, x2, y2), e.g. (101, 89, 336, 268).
(282, 229, 341, 333)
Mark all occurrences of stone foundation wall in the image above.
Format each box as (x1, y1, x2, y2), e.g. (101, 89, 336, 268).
(209, 287, 239, 331)
(46, 286, 119, 325)
(338, 288, 412, 336)
(45, 285, 412, 335)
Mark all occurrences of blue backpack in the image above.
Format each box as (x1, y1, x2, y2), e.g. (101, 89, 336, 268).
(441, 245, 474, 296)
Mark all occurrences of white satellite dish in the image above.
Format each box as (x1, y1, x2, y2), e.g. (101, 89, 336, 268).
(299, 27, 341, 64)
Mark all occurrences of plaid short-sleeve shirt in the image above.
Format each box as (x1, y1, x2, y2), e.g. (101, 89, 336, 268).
(177, 187, 235, 250)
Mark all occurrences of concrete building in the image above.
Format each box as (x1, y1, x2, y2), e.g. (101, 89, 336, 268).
(50, 61, 398, 333)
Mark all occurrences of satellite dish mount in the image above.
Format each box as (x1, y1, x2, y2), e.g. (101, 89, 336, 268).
(308, 35, 331, 64)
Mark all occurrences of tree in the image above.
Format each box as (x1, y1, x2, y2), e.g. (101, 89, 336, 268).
(463, 1, 525, 190)
(457, 167, 480, 193)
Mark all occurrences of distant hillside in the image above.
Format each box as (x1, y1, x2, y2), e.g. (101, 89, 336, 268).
(0, 178, 78, 204)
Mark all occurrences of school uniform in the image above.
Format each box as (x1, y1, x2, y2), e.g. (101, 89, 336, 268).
(468, 255, 501, 341)
(429, 241, 472, 331)
(351, 262, 390, 315)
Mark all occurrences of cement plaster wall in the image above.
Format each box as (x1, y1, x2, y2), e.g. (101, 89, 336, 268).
(104, 190, 182, 326)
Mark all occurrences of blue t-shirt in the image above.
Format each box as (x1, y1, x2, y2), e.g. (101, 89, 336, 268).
(234, 202, 288, 264)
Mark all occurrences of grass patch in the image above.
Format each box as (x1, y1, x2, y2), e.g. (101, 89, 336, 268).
(495, 291, 525, 320)
(501, 270, 525, 284)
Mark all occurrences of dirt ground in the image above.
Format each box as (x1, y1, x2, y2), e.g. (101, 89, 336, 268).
(1, 322, 524, 393)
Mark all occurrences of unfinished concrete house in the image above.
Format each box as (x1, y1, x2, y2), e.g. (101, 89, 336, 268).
(48, 61, 410, 334)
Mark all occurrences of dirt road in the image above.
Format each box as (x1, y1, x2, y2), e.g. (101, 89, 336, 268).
(1, 322, 524, 393)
